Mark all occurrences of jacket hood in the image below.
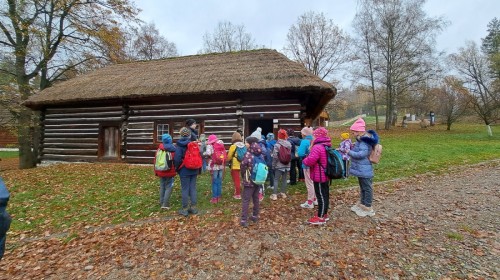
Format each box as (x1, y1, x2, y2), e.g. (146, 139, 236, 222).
(313, 136, 332, 146)
(250, 142, 263, 156)
(235, 141, 245, 148)
(359, 129, 379, 146)
(176, 137, 191, 147)
(288, 136, 301, 146)
(304, 135, 313, 141)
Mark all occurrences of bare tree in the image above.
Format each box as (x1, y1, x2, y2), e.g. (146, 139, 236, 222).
(200, 21, 258, 53)
(449, 41, 500, 136)
(283, 11, 350, 82)
(353, 0, 447, 129)
(131, 23, 178, 60)
(436, 76, 472, 130)
(0, 0, 139, 168)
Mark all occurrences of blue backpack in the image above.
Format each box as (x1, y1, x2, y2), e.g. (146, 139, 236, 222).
(251, 155, 269, 185)
(324, 146, 346, 180)
(236, 146, 247, 162)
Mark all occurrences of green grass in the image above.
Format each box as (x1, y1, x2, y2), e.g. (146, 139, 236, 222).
(2, 123, 499, 238)
(0, 151, 18, 159)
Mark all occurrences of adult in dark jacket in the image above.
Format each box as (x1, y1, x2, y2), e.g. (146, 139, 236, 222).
(154, 133, 177, 210)
(174, 127, 200, 216)
(287, 129, 303, 185)
(185, 119, 199, 141)
(348, 118, 379, 217)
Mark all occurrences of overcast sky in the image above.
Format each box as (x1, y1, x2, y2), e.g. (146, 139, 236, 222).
(134, 0, 499, 57)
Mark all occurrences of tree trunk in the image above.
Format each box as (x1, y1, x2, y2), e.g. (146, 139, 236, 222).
(18, 107, 36, 169)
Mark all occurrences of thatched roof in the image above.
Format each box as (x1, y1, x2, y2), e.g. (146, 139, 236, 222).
(24, 49, 335, 108)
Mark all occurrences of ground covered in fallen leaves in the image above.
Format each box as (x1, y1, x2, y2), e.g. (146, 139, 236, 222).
(1, 160, 499, 279)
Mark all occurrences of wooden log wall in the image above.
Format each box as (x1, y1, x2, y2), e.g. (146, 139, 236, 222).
(38, 97, 304, 164)
(41, 106, 123, 162)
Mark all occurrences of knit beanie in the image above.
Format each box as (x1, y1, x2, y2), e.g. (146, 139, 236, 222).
(245, 136, 259, 145)
(278, 129, 288, 140)
(250, 127, 262, 140)
(341, 132, 350, 140)
(301, 126, 313, 136)
(231, 132, 242, 143)
(179, 127, 191, 137)
(207, 134, 218, 144)
(162, 133, 172, 146)
(266, 133, 275, 141)
(350, 118, 366, 132)
(185, 119, 196, 127)
(313, 127, 329, 138)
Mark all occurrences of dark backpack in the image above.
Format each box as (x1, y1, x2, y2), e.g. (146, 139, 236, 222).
(212, 142, 227, 165)
(278, 144, 291, 164)
(235, 146, 247, 162)
(154, 149, 174, 171)
(181, 142, 203, 170)
(324, 146, 345, 180)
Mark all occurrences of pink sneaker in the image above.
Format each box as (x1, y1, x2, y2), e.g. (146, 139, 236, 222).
(259, 193, 264, 202)
(323, 214, 330, 221)
(308, 215, 326, 225)
(210, 197, 217, 203)
(233, 194, 241, 199)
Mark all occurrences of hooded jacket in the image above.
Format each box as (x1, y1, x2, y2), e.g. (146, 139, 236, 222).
(297, 134, 313, 169)
(272, 139, 292, 170)
(302, 136, 332, 183)
(174, 137, 200, 176)
(240, 143, 264, 187)
(154, 142, 177, 177)
(287, 135, 301, 159)
(348, 129, 379, 178)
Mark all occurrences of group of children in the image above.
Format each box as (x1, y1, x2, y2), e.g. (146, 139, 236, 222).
(154, 118, 380, 226)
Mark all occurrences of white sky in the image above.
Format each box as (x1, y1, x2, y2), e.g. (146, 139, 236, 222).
(134, 0, 499, 56)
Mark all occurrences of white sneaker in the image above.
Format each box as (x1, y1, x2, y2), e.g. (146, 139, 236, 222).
(300, 201, 314, 209)
(355, 205, 375, 217)
(280, 193, 287, 199)
(350, 203, 361, 212)
(313, 199, 318, 206)
(270, 194, 278, 201)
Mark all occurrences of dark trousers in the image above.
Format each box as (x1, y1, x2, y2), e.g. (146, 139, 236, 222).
(241, 183, 260, 222)
(314, 181, 330, 218)
(289, 159, 302, 184)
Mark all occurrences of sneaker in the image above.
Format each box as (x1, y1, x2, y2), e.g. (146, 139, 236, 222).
(350, 203, 361, 212)
(216, 197, 221, 203)
(308, 215, 326, 225)
(270, 194, 278, 201)
(210, 197, 217, 203)
(313, 198, 318, 206)
(188, 208, 198, 215)
(355, 205, 376, 217)
(178, 209, 189, 217)
(259, 193, 264, 202)
(161, 206, 170, 210)
(233, 194, 241, 199)
(300, 201, 314, 209)
(250, 216, 259, 223)
(280, 193, 287, 199)
(323, 214, 330, 221)
(240, 220, 248, 228)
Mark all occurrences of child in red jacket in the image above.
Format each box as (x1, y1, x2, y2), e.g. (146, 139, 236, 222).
(154, 134, 176, 210)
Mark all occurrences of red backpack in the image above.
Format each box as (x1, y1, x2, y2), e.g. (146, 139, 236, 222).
(212, 142, 227, 165)
(278, 144, 291, 164)
(181, 142, 203, 170)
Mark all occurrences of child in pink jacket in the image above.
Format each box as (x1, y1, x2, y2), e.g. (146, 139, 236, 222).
(302, 127, 332, 225)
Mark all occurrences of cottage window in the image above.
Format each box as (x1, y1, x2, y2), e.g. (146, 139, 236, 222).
(156, 123, 170, 142)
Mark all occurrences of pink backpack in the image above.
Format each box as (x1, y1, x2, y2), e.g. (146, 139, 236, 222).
(212, 142, 227, 165)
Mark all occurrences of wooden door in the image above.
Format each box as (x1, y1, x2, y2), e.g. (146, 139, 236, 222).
(100, 126, 120, 160)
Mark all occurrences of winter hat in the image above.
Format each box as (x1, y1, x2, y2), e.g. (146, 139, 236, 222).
(350, 118, 366, 132)
(185, 119, 196, 127)
(250, 127, 262, 140)
(245, 136, 259, 145)
(162, 133, 172, 145)
(266, 132, 275, 141)
(286, 128, 295, 137)
(341, 132, 350, 140)
(231, 132, 242, 143)
(313, 127, 329, 138)
(278, 129, 288, 140)
(301, 126, 313, 136)
(207, 134, 218, 144)
(179, 127, 191, 137)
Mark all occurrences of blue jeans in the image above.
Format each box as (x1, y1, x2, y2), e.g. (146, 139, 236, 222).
(180, 175, 198, 209)
(211, 169, 223, 198)
(358, 177, 373, 207)
(159, 177, 174, 208)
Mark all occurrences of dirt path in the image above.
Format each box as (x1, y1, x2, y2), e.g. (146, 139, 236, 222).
(1, 161, 499, 279)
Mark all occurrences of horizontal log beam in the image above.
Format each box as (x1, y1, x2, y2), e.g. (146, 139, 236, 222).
(45, 106, 123, 114)
(43, 138, 98, 144)
(42, 149, 97, 156)
(129, 100, 238, 110)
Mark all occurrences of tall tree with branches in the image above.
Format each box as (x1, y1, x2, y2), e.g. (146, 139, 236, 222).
(0, 0, 139, 168)
(283, 11, 350, 83)
(200, 21, 258, 53)
(131, 22, 178, 60)
(353, 0, 447, 129)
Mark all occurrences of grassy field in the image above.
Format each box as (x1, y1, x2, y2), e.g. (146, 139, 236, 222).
(1, 122, 499, 239)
